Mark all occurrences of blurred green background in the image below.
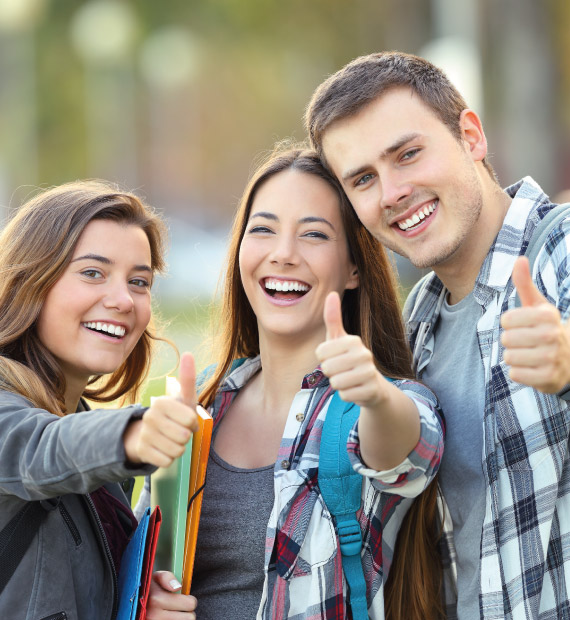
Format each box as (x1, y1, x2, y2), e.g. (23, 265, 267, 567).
(2, 0, 570, 393)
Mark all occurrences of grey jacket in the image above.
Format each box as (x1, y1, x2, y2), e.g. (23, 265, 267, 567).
(0, 390, 155, 620)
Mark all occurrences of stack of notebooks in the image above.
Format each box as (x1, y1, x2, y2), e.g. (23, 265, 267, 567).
(118, 377, 213, 618)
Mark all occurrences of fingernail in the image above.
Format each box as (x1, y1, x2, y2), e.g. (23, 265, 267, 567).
(169, 578, 182, 590)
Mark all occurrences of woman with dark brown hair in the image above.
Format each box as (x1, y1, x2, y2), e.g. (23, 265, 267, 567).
(0, 180, 198, 619)
(192, 146, 445, 619)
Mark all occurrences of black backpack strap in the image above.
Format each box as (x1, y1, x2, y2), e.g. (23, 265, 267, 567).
(0, 501, 53, 594)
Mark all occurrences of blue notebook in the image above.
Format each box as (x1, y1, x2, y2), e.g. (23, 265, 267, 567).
(117, 507, 151, 620)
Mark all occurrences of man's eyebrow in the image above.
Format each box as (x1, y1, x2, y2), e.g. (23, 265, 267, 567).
(341, 132, 422, 181)
(71, 253, 152, 272)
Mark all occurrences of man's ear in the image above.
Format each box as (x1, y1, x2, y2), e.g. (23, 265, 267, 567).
(459, 108, 487, 163)
(345, 266, 359, 290)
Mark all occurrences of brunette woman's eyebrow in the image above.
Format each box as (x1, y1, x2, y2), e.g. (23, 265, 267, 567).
(250, 212, 335, 230)
(71, 254, 152, 272)
(249, 211, 277, 221)
(299, 216, 335, 231)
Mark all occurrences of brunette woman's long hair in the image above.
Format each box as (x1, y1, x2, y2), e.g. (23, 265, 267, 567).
(0, 180, 167, 415)
(199, 144, 444, 619)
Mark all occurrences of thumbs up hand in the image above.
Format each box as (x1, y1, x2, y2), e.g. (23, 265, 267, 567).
(123, 352, 200, 467)
(316, 291, 389, 409)
(501, 256, 570, 393)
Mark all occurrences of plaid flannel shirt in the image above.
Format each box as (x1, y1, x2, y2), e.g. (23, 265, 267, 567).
(405, 177, 570, 619)
(207, 355, 443, 619)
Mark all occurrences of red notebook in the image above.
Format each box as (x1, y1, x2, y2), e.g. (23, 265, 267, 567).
(137, 505, 162, 619)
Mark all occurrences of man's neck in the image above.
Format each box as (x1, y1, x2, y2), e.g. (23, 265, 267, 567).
(436, 185, 512, 305)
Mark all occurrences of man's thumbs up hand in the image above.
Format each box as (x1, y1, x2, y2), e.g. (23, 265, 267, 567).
(513, 255, 548, 307)
(501, 257, 570, 393)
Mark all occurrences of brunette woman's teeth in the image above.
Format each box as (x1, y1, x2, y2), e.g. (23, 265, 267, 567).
(264, 278, 309, 292)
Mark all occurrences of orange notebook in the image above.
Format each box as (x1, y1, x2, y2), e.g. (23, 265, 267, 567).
(181, 404, 213, 594)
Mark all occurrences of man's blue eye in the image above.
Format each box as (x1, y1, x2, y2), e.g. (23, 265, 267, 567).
(401, 148, 420, 161)
(356, 173, 374, 186)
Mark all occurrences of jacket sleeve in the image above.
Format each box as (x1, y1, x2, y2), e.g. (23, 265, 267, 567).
(347, 379, 444, 498)
(0, 391, 155, 500)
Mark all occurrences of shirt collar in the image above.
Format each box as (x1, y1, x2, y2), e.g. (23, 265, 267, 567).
(219, 355, 329, 391)
(476, 176, 549, 301)
(409, 176, 550, 324)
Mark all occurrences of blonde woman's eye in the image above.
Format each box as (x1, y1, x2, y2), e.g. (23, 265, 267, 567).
(130, 278, 150, 288)
(81, 269, 102, 279)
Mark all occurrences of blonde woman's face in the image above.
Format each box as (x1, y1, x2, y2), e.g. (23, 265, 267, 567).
(36, 220, 152, 392)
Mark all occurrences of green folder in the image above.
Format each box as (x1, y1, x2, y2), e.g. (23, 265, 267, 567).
(150, 430, 192, 580)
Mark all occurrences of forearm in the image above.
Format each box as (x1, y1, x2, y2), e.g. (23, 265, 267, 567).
(357, 384, 420, 471)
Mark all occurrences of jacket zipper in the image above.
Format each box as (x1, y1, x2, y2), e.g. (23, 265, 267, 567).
(58, 503, 82, 546)
(85, 493, 119, 620)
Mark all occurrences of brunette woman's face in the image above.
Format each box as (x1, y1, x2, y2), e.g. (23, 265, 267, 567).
(239, 169, 359, 344)
(36, 220, 152, 391)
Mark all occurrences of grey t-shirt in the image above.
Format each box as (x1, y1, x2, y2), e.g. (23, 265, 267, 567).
(422, 292, 486, 619)
(191, 444, 275, 619)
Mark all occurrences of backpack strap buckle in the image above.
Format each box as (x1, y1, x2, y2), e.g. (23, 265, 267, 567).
(337, 518, 362, 556)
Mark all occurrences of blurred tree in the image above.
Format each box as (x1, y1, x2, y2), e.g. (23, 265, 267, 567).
(1, 0, 569, 224)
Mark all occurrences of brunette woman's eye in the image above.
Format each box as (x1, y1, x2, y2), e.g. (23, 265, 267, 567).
(248, 225, 273, 234)
(303, 231, 329, 240)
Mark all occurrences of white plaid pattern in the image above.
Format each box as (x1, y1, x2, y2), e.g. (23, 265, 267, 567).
(406, 177, 570, 619)
(206, 356, 444, 619)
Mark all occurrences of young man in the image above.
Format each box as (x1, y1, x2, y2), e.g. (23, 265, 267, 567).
(305, 51, 570, 620)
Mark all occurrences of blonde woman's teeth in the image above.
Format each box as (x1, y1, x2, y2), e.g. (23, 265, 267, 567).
(83, 322, 126, 337)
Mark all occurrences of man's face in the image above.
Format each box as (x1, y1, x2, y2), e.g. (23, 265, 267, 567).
(322, 87, 486, 271)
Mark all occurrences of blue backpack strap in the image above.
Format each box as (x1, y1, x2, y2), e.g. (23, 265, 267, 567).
(513, 203, 570, 402)
(196, 357, 247, 392)
(515, 202, 570, 307)
(318, 392, 368, 619)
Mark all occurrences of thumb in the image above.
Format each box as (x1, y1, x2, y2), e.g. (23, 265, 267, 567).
(178, 352, 197, 408)
(152, 570, 182, 591)
(324, 291, 346, 340)
(512, 256, 547, 307)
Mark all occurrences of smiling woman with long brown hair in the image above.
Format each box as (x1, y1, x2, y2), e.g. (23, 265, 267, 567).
(193, 145, 445, 619)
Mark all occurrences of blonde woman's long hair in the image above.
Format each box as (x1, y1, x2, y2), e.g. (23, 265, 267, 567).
(0, 180, 167, 415)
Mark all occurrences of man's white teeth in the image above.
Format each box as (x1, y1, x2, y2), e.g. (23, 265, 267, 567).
(398, 201, 437, 230)
(265, 279, 309, 293)
(84, 322, 126, 337)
